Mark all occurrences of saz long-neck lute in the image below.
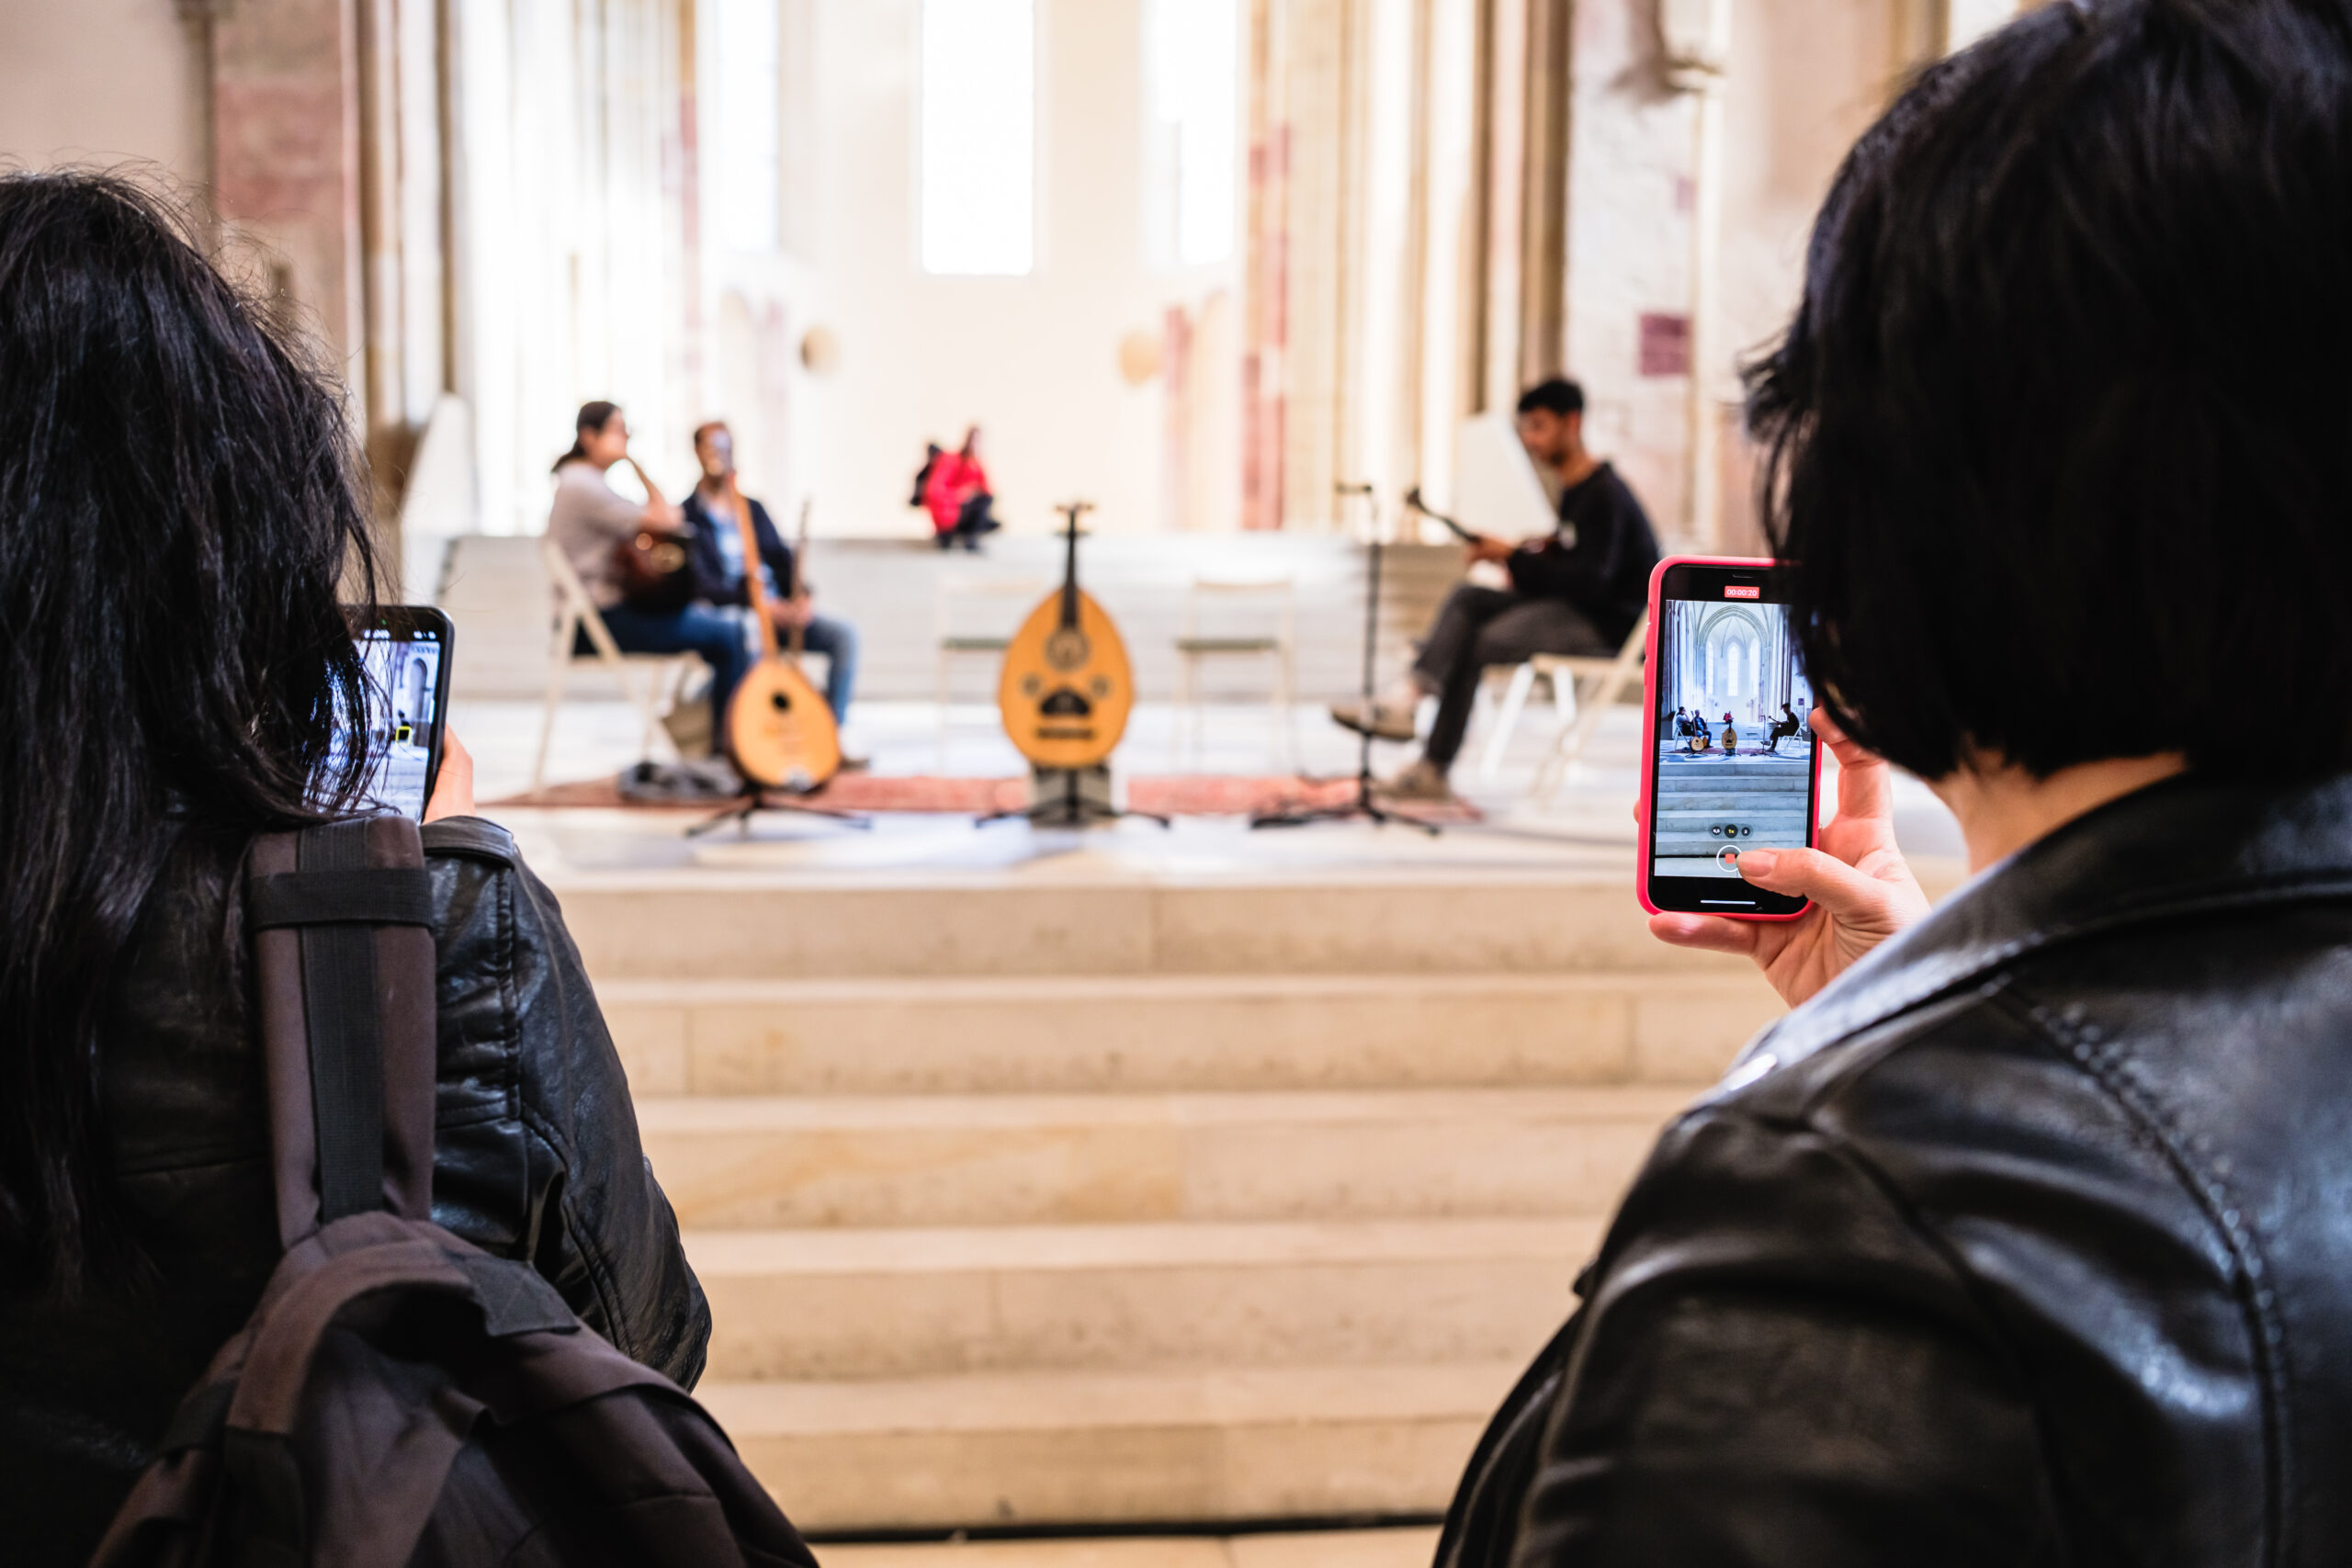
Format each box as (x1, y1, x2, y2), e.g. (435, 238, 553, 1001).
(997, 501, 1134, 771)
(720, 479, 842, 792)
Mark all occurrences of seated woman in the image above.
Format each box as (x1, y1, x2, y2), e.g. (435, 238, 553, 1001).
(0, 174, 706, 1565)
(923, 425, 1002, 551)
(547, 400, 747, 733)
(1441, 3, 2352, 1562)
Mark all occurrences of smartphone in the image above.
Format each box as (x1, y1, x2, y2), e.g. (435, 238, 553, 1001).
(1639, 557, 1823, 920)
(331, 605, 454, 820)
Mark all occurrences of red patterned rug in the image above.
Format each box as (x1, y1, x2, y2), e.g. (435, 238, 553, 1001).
(487, 773, 1481, 823)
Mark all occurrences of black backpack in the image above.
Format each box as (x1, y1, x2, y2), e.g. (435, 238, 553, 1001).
(91, 818, 816, 1568)
(910, 443, 942, 507)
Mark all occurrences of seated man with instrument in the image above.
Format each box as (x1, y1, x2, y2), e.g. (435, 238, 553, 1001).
(548, 400, 749, 734)
(681, 422, 861, 736)
(1331, 378, 1660, 802)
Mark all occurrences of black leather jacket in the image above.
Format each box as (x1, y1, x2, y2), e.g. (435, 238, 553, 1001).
(0, 817, 707, 1566)
(1441, 773, 2352, 1566)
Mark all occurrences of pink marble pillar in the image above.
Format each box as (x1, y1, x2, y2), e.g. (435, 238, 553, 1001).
(210, 0, 364, 400)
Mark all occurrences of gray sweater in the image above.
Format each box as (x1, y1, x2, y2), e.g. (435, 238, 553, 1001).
(547, 460, 649, 610)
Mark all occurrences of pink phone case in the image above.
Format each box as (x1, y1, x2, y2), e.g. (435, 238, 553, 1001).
(1636, 555, 1822, 921)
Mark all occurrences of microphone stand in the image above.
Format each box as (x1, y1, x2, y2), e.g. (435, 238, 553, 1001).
(1251, 484, 1441, 834)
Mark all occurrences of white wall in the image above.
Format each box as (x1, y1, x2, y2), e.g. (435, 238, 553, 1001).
(0, 0, 201, 179)
(783, 0, 1239, 537)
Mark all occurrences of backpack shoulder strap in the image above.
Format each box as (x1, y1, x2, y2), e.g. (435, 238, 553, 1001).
(245, 818, 437, 1249)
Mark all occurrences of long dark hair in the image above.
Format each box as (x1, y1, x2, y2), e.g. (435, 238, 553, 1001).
(0, 173, 380, 1286)
(556, 400, 620, 472)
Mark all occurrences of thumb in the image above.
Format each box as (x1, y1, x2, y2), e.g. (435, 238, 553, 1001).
(1735, 846, 1903, 922)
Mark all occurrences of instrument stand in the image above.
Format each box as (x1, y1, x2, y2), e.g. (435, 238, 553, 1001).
(1252, 491, 1442, 837)
(686, 784, 871, 838)
(980, 765, 1170, 829)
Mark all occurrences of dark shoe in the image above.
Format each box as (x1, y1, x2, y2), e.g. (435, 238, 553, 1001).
(1329, 698, 1417, 742)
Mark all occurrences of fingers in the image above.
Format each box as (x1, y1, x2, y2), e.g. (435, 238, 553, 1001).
(424, 730, 478, 823)
(1736, 845, 1903, 927)
(1809, 708, 1877, 772)
(1809, 709, 1898, 827)
(1648, 911, 1764, 956)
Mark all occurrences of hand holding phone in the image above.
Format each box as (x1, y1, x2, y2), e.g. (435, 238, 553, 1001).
(1646, 708, 1931, 1007)
(1640, 557, 1826, 921)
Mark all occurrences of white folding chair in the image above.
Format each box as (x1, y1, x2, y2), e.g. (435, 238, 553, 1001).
(1476, 660, 1572, 784)
(532, 538, 704, 789)
(1171, 578, 1297, 769)
(1525, 611, 1651, 804)
(934, 574, 1046, 771)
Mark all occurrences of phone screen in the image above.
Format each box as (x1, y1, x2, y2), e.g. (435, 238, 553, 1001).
(1647, 564, 1820, 917)
(327, 611, 450, 820)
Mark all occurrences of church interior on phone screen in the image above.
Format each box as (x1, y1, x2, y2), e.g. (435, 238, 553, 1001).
(0, 0, 2011, 1558)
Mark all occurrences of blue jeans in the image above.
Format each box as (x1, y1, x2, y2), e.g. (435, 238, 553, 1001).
(799, 613, 860, 723)
(585, 603, 750, 725)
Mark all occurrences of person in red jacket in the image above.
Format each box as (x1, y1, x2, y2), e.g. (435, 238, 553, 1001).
(924, 426, 1002, 550)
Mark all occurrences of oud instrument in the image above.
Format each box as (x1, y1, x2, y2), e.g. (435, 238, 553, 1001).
(997, 502, 1135, 771)
(721, 480, 842, 792)
(612, 457, 696, 612)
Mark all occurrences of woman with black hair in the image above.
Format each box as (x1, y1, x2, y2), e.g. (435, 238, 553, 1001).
(0, 173, 707, 1566)
(548, 401, 750, 736)
(1442, 3, 2352, 1563)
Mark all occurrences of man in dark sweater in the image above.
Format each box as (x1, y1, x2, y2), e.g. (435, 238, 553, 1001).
(1333, 378, 1660, 800)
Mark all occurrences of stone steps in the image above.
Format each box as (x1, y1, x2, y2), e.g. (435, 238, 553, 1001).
(690, 1217, 1594, 1382)
(699, 1360, 1521, 1532)
(557, 872, 1742, 981)
(563, 857, 1781, 1531)
(602, 971, 1780, 1097)
(640, 1087, 1684, 1229)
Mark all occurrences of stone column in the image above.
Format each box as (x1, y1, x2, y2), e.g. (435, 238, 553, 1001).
(1517, 0, 1571, 386)
(212, 0, 367, 402)
(1659, 0, 1729, 547)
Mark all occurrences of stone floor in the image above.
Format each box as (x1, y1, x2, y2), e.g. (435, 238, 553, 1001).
(455, 694, 1967, 872)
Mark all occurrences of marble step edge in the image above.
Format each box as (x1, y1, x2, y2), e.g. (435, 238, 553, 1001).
(699, 1359, 1522, 1438)
(594, 968, 1777, 1008)
(637, 1082, 1699, 1135)
(683, 1214, 1606, 1277)
(706, 1361, 1518, 1530)
(537, 863, 1645, 896)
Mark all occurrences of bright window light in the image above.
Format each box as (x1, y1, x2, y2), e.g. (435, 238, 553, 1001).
(1150, 0, 1238, 265)
(921, 0, 1036, 276)
(717, 0, 783, 253)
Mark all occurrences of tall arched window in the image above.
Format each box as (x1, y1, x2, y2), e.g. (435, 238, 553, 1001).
(921, 0, 1036, 276)
(715, 0, 783, 254)
(1147, 0, 1238, 266)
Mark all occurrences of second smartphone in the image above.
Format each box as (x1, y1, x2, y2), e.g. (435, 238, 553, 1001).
(331, 605, 455, 820)
(1638, 557, 1823, 920)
